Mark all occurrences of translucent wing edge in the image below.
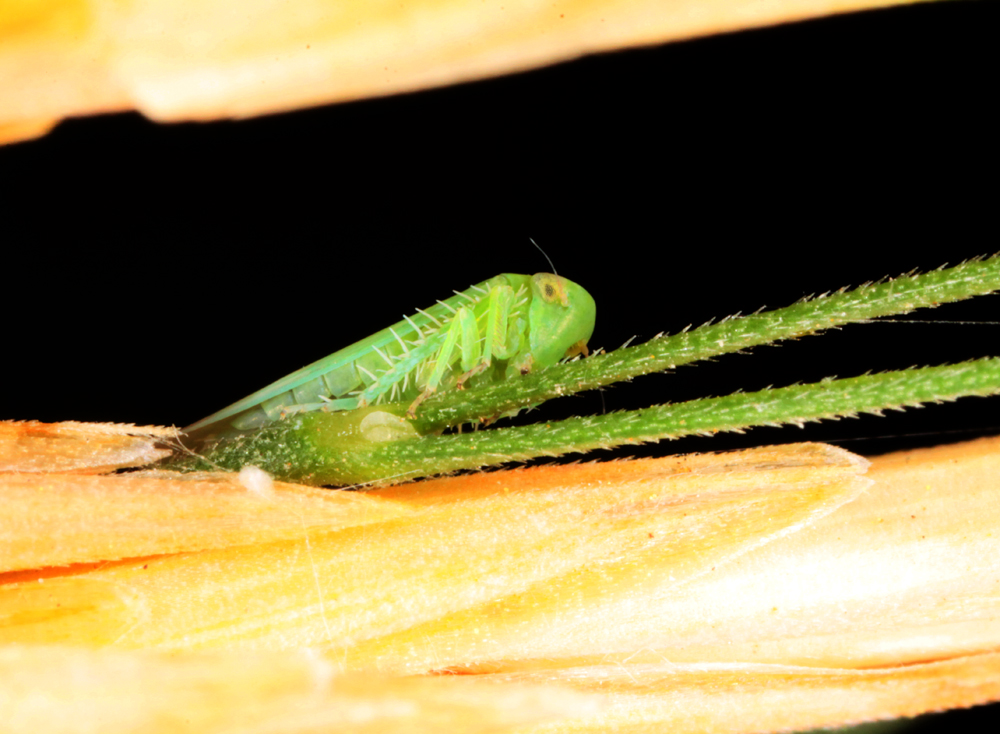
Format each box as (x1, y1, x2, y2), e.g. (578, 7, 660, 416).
(184, 276, 507, 433)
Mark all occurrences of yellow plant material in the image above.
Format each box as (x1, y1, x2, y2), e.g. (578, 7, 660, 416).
(0, 443, 867, 652)
(3, 423, 1000, 733)
(0, 421, 175, 473)
(0, 645, 601, 734)
(0, 0, 923, 142)
(322, 437, 1000, 674)
(491, 652, 1000, 733)
(0, 472, 411, 572)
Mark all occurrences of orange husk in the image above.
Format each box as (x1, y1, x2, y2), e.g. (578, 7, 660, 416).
(0, 0, 925, 141)
(4, 423, 1000, 732)
(0, 119, 57, 145)
(0, 421, 175, 473)
(452, 435, 1000, 675)
(0, 443, 867, 652)
(489, 653, 1000, 733)
(323, 437, 1000, 675)
(0, 645, 602, 734)
(0, 471, 411, 572)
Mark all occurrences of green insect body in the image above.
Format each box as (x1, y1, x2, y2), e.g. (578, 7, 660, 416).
(184, 273, 596, 440)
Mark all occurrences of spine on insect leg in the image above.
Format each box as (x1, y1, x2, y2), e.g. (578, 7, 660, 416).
(356, 329, 450, 408)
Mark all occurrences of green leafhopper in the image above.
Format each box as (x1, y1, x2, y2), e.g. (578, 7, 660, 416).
(185, 273, 596, 440)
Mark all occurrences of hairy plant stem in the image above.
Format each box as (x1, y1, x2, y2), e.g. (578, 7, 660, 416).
(170, 257, 1000, 485)
(411, 256, 1000, 433)
(177, 358, 1000, 486)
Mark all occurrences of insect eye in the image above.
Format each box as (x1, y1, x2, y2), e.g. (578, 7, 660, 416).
(534, 274, 569, 306)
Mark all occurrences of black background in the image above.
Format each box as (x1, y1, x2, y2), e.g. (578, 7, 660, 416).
(2, 1, 998, 727)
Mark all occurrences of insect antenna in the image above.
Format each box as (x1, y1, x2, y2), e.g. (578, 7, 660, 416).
(530, 237, 558, 275)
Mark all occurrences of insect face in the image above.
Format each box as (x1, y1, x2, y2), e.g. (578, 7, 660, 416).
(527, 273, 597, 370)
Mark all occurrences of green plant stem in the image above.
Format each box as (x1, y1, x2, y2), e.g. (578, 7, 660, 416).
(181, 358, 1000, 486)
(412, 256, 1000, 433)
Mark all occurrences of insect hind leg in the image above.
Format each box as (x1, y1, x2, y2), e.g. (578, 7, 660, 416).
(407, 305, 481, 417)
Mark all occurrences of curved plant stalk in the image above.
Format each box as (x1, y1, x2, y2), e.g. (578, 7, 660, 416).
(174, 256, 1000, 486)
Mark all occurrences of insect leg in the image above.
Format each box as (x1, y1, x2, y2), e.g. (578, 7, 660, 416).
(482, 285, 515, 365)
(457, 307, 483, 375)
(406, 306, 476, 417)
(456, 284, 520, 389)
(356, 334, 444, 408)
(505, 317, 533, 377)
(484, 285, 531, 375)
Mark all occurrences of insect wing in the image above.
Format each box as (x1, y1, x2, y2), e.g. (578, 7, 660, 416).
(184, 276, 505, 434)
